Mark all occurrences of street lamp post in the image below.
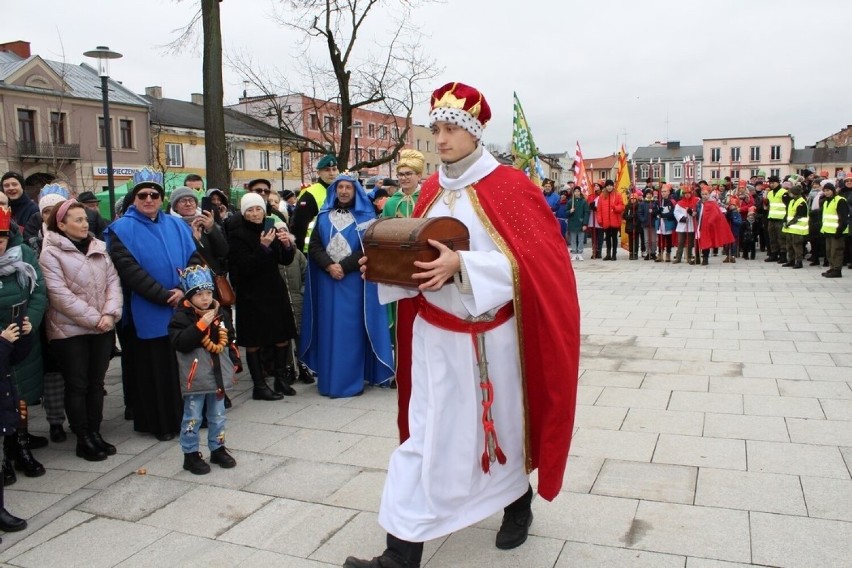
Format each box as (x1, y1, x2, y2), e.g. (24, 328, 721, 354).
(268, 105, 295, 192)
(83, 46, 122, 219)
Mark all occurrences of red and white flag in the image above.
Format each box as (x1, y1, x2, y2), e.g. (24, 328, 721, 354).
(574, 141, 590, 196)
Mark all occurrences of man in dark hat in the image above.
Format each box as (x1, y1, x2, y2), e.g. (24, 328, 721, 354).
(77, 191, 100, 212)
(290, 154, 339, 251)
(763, 175, 790, 262)
(76, 191, 109, 238)
(382, 177, 399, 197)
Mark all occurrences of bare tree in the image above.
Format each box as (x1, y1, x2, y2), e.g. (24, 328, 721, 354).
(238, 0, 440, 173)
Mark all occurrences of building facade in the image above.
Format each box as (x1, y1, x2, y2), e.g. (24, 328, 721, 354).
(145, 87, 302, 191)
(410, 124, 441, 177)
(0, 40, 150, 196)
(231, 93, 411, 183)
(702, 135, 794, 181)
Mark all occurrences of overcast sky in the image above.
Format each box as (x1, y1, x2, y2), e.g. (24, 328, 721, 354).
(8, 0, 852, 159)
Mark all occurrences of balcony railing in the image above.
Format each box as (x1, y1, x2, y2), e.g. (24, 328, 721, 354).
(17, 140, 81, 161)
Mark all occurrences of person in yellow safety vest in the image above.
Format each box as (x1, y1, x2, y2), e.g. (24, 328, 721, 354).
(763, 175, 790, 263)
(290, 154, 339, 252)
(820, 181, 849, 278)
(781, 182, 809, 269)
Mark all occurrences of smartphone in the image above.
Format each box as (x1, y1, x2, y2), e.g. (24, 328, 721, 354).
(10, 300, 27, 330)
(201, 196, 214, 214)
(263, 217, 275, 232)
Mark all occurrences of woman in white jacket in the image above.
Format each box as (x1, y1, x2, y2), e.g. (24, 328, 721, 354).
(39, 200, 123, 462)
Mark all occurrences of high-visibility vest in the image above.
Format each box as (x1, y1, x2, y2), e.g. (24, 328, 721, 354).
(767, 188, 788, 220)
(821, 195, 849, 235)
(782, 197, 808, 235)
(298, 183, 327, 252)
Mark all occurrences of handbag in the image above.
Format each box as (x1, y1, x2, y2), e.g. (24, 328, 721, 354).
(213, 274, 235, 307)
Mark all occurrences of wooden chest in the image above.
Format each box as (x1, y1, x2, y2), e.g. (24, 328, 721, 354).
(362, 217, 470, 288)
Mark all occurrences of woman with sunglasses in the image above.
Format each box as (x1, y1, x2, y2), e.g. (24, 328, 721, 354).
(105, 168, 201, 441)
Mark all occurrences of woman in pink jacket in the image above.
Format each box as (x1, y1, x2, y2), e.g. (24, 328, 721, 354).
(39, 200, 123, 462)
(595, 180, 626, 260)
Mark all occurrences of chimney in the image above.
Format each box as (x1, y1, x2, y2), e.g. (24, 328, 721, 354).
(0, 40, 31, 59)
(191, 93, 204, 106)
(666, 140, 681, 149)
(145, 86, 163, 99)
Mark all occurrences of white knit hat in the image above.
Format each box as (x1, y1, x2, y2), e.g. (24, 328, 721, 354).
(39, 193, 66, 214)
(240, 192, 266, 215)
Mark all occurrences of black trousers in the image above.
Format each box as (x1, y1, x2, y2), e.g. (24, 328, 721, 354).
(52, 331, 114, 434)
(604, 228, 620, 257)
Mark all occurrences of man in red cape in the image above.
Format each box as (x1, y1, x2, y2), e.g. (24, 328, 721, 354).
(346, 82, 579, 568)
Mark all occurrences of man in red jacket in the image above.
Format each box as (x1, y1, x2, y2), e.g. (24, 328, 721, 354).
(596, 179, 625, 260)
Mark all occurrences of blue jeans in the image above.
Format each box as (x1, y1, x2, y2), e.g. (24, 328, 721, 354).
(180, 393, 226, 454)
(568, 231, 585, 254)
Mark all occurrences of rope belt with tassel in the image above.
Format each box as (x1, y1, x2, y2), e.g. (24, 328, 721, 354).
(415, 294, 514, 473)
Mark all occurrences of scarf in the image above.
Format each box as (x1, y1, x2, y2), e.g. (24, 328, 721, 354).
(0, 245, 38, 293)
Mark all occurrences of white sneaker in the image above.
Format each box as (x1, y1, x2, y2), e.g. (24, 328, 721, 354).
(577, 255, 584, 261)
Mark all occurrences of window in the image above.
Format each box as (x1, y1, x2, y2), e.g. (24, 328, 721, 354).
(640, 165, 649, 179)
(119, 119, 133, 149)
(770, 168, 780, 178)
(165, 143, 183, 167)
(710, 147, 721, 163)
(50, 112, 66, 144)
(416, 139, 421, 151)
(730, 169, 740, 180)
(750, 169, 760, 178)
(730, 146, 740, 162)
(749, 146, 760, 162)
(378, 125, 387, 140)
(652, 164, 662, 179)
(426, 163, 431, 174)
(260, 150, 269, 170)
(770, 145, 782, 161)
(281, 153, 291, 171)
(368, 149, 376, 161)
(18, 109, 36, 142)
(98, 117, 113, 147)
(368, 123, 375, 138)
(673, 164, 682, 179)
(233, 149, 245, 170)
(426, 140, 431, 152)
(392, 126, 400, 140)
(710, 169, 720, 180)
(323, 115, 335, 131)
(309, 114, 319, 131)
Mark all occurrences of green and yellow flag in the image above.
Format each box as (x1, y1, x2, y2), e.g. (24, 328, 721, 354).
(511, 92, 541, 184)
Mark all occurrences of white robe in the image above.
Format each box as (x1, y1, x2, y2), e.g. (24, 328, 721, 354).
(377, 155, 530, 542)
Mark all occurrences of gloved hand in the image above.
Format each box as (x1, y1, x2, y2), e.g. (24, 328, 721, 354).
(589, 203, 597, 211)
(838, 228, 846, 237)
(687, 208, 694, 216)
(679, 216, 687, 223)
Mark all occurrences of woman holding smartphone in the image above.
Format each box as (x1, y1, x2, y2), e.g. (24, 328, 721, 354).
(227, 193, 297, 400)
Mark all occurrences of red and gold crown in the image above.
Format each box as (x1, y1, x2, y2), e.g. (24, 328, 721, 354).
(430, 82, 491, 125)
(0, 207, 11, 236)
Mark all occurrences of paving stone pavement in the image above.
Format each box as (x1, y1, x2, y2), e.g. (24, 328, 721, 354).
(1, 254, 851, 567)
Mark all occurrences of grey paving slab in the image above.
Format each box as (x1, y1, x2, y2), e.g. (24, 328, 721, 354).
(620, 408, 705, 436)
(595, 386, 671, 410)
(591, 459, 696, 504)
(653, 434, 746, 470)
(708, 376, 778, 396)
(800, 476, 852, 522)
(685, 560, 755, 568)
(640, 373, 709, 392)
(116, 532, 255, 567)
(579, 370, 645, 388)
(278, 403, 369, 431)
(141, 485, 271, 538)
(778, 379, 852, 399)
(668, 391, 743, 414)
(569, 428, 658, 462)
(338, 409, 399, 438)
(627, 501, 751, 563)
(8, 517, 166, 568)
(703, 413, 790, 442)
(576, 385, 603, 405)
(694, 468, 806, 515)
(574, 404, 628, 430)
(426, 526, 564, 568)
(77, 474, 194, 522)
(528, 492, 639, 548)
(240, 550, 338, 567)
(741, 363, 809, 380)
(1, 490, 64, 521)
(561, 455, 604, 494)
(820, 399, 852, 420)
(750, 511, 852, 568)
(265, 427, 365, 461)
(330, 435, 397, 469)
(786, 418, 852, 446)
(747, 440, 851, 479)
(555, 541, 685, 568)
(223, 421, 299, 452)
(245, 457, 362, 501)
(322, 470, 386, 512)
(743, 394, 825, 419)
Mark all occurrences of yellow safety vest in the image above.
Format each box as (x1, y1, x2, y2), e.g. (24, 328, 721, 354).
(298, 182, 327, 252)
(782, 197, 808, 235)
(821, 195, 849, 235)
(767, 188, 788, 220)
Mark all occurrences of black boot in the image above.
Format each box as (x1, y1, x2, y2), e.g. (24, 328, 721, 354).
(776, 253, 788, 264)
(0, 509, 26, 533)
(12, 432, 45, 477)
(183, 451, 210, 475)
(76, 432, 107, 462)
(272, 346, 297, 396)
(297, 362, 315, 385)
(792, 260, 803, 269)
(49, 424, 67, 443)
(2, 453, 16, 486)
(343, 534, 424, 568)
(496, 484, 534, 550)
(90, 431, 117, 456)
(764, 254, 777, 262)
(247, 351, 283, 401)
(210, 446, 237, 469)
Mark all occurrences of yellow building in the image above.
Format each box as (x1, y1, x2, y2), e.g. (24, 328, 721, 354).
(144, 87, 303, 191)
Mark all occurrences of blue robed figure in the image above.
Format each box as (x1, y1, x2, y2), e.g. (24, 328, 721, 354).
(300, 173, 394, 398)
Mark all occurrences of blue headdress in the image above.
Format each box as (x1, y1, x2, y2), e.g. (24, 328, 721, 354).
(131, 167, 164, 193)
(321, 173, 375, 221)
(39, 183, 70, 199)
(178, 265, 214, 298)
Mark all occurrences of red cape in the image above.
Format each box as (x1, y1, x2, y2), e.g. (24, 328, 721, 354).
(394, 165, 580, 501)
(697, 200, 735, 249)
